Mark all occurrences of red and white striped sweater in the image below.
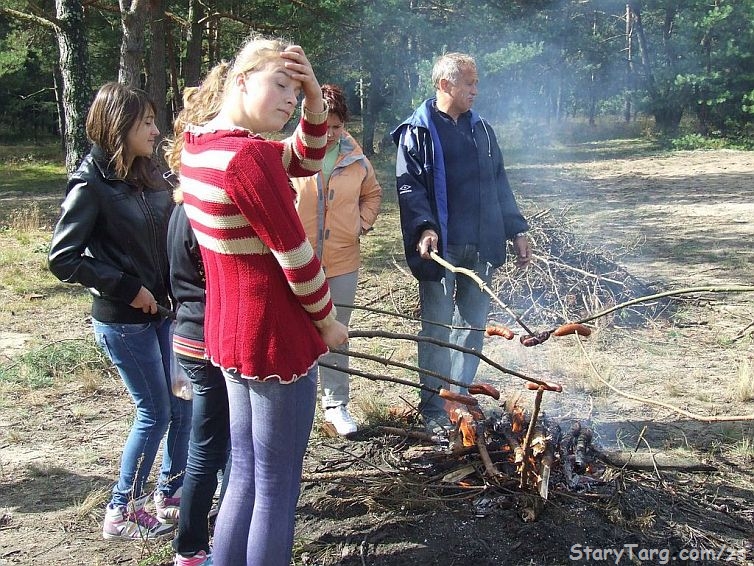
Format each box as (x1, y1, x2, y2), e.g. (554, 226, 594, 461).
(180, 109, 335, 382)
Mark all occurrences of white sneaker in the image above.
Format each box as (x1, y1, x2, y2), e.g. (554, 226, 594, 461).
(324, 405, 358, 436)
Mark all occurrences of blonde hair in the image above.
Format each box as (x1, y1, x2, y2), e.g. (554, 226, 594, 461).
(431, 52, 477, 89)
(164, 35, 291, 173)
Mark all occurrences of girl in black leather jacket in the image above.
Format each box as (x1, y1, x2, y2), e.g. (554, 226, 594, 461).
(48, 82, 191, 541)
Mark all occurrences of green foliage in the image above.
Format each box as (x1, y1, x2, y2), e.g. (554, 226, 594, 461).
(0, 338, 112, 389)
(669, 133, 729, 150)
(2, 0, 754, 145)
(483, 42, 544, 72)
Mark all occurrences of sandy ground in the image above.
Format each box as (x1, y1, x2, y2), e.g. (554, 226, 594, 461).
(1, 147, 753, 565)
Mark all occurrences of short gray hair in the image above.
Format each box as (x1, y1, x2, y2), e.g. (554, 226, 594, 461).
(432, 53, 477, 88)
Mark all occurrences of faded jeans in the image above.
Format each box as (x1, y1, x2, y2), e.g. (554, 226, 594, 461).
(92, 317, 192, 508)
(417, 244, 493, 420)
(212, 366, 317, 566)
(319, 270, 358, 409)
(172, 355, 230, 557)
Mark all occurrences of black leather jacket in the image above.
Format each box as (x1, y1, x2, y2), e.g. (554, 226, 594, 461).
(49, 145, 173, 323)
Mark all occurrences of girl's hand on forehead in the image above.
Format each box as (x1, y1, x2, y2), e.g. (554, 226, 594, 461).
(281, 45, 324, 113)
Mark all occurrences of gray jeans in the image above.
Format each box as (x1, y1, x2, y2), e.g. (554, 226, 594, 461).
(320, 270, 358, 408)
(417, 244, 493, 419)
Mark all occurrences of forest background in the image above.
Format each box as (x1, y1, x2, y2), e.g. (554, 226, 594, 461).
(2, 0, 754, 167)
(2, 2, 754, 566)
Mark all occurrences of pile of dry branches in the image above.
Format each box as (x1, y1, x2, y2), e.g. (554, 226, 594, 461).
(493, 208, 674, 329)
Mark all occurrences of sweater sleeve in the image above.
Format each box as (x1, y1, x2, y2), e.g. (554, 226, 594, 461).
(225, 140, 336, 328)
(281, 102, 329, 177)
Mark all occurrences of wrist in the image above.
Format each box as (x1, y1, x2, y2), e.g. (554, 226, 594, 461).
(512, 232, 527, 240)
(302, 100, 329, 124)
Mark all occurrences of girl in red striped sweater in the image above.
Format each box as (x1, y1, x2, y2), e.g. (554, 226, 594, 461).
(166, 36, 347, 566)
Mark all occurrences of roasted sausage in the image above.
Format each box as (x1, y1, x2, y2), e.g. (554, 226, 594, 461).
(485, 324, 515, 340)
(519, 331, 551, 347)
(438, 388, 479, 406)
(553, 323, 592, 337)
(468, 383, 501, 400)
(524, 381, 563, 393)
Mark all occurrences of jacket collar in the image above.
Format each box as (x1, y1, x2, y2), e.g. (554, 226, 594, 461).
(391, 97, 482, 143)
(89, 144, 121, 181)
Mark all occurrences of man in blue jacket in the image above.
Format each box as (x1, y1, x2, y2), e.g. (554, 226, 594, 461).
(392, 52, 532, 433)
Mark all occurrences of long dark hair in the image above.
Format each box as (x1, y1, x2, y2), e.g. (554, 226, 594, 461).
(86, 82, 159, 188)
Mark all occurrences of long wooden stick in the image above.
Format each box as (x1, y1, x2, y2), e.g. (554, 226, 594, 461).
(574, 285, 754, 325)
(430, 251, 536, 335)
(347, 329, 561, 390)
(519, 387, 545, 488)
(334, 302, 487, 332)
(574, 336, 754, 422)
(332, 347, 497, 394)
(429, 251, 754, 333)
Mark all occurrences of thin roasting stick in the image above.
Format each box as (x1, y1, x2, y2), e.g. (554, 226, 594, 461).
(430, 251, 536, 336)
(347, 329, 562, 390)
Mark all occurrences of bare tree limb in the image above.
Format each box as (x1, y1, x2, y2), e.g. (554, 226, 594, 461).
(574, 335, 754, 422)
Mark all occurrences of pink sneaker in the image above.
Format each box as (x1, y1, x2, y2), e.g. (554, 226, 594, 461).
(174, 550, 213, 566)
(102, 502, 175, 540)
(154, 489, 181, 523)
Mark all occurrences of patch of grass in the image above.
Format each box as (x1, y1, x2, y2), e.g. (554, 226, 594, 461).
(27, 462, 68, 478)
(0, 143, 66, 194)
(3, 428, 25, 444)
(77, 487, 109, 521)
(136, 542, 174, 566)
(663, 382, 685, 397)
(356, 392, 391, 426)
(731, 435, 754, 462)
(5, 202, 44, 233)
(0, 338, 112, 389)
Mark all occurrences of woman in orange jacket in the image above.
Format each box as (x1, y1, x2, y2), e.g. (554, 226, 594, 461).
(292, 84, 382, 436)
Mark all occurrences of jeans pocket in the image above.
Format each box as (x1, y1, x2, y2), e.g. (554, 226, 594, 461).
(93, 320, 152, 361)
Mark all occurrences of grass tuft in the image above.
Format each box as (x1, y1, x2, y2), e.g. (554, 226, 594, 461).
(733, 357, 754, 402)
(0, 338, 112, 388)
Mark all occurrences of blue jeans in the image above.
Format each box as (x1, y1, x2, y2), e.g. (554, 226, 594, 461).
(417, 244, 493, 419)
(92, 318, 192, 508)
(173, 356, 230, 556)
(212, 366, 317, 566)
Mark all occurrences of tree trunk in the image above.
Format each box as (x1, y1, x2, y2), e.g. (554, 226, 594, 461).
(184, 0, 204, 87)
(624, 3, 632, 123)
(628, 1, 682, 133)
(361, 70, 385, 157)
(52, 64, 66, 153)
(55, 0, 91, 175)
(119, 0, 149, 87)
(147, 0, 168, 158)
(166, 24, 180, 120)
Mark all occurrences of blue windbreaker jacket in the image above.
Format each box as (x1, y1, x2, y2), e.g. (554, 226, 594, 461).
(392, 98, 529, 281)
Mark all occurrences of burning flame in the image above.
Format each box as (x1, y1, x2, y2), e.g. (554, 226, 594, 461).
(445, 401, 478, 447)
(510, 404, 526, 434)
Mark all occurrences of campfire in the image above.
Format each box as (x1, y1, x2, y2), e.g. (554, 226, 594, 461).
(409, 384, 601, 515)
(308, 218, 751, 526)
